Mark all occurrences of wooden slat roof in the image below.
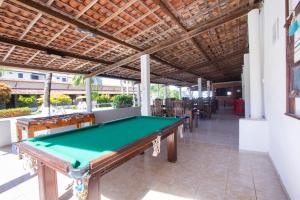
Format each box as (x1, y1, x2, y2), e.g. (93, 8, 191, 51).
(0, 0, 261, 86)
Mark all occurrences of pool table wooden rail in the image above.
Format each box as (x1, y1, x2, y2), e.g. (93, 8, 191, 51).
(90, 119, 183, 176)
(16, 117, 183, 200)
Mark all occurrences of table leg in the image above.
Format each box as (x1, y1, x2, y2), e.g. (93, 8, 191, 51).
(167, 129, 177, 162)
(28, 129, 35, 139)
(188, 111, 193, 133)
(16, 126, 22, 141)
(38, 162, 58, 200)
(195, 112, 199, 128)
(87, 176, 101, 200)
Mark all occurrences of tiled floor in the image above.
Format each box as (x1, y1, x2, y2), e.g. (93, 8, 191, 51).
(0, 108, 289, 200)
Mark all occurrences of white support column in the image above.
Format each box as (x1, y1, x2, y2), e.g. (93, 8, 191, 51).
(132, 82, 136, 106)
(126, 81, 129, 95)
(198, 78, 202, 98)
(206, 80, 211, 97)
(85, 77, 92, 113)
(120, 80, 124, 94)
(164, 85, 168, 99)
(179, 87, 182, 99)
(137, 83, 141, 107)
(188, 87, 193, 99)
(248, 9, 263, 119)
(243, 54, 251, 118)
(140, 54, 151, 116)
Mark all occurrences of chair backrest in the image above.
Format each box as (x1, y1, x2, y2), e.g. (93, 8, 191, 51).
(173, 100, 184, 117)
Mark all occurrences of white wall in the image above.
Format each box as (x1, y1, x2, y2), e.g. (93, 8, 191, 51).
(93, 107, 141, 123)
(263, 0, 300, 199)
(239, 119, 269, 152)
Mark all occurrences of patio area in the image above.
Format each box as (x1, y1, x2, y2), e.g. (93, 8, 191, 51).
(1, 0, 300, 199)
(0, 108, 288, 200)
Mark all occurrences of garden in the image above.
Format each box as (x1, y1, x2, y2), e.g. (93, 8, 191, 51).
(0, 82, 134, 118)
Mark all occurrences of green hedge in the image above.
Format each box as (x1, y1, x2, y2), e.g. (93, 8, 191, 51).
(112, 94, 133, 108)
(0, 107, 31, 118)
(98, 103, 112, 107)
(18, 95, 36, 107)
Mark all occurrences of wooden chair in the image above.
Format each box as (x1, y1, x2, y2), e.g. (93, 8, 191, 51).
(173, 100, 193, 132)
(165, 98, 174, 117)
(152, 99, 163, 116)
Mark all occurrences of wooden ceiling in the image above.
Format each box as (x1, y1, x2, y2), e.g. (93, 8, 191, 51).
(0, 0, 261, 86)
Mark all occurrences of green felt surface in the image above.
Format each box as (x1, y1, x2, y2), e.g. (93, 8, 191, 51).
(24, 116, 180, 169)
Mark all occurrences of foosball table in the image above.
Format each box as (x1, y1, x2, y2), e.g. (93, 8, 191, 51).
(16, 113, 95, 141)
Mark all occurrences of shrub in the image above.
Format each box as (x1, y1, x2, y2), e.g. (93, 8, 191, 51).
(92, 92, 99, 101)
(50, 94, 72, 105)
(0, 107, 31, 118)
(18, 95, 36, 107)
(97, 94, 111, 103)
(98, 103, 112, 108)
(39, 94, 72, 105)
(112, 94, 133, 108)
(70, 105, 77, 110)
(0, 83, 11, 104)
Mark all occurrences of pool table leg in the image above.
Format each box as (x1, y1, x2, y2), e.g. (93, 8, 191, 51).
(167, 129, 177, 162)
(87, 175, 101, 200)
(38, 162, 58, 200)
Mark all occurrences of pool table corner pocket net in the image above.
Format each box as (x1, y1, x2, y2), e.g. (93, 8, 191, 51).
(17, 116, 183, 200)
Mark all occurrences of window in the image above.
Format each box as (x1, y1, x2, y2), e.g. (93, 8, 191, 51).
(31, 74, 39, 80)
(215, 88, 228, 96)
(62, 77, 67, 82)
(286, 0, 300, 118)
(18, 73, 23, 78)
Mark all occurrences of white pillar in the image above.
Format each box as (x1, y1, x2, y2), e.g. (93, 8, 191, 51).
(206, 80, 211, 97)
(243, 54, 251, 118)
(120, 80, 124, 94)
(198, 78, 202, 98)
(140, 54, 151, 116)
(179, 87, 182, 99)
(85, 77, 92, 113)
(188, 87, 193, 99)
(137, 83, 141, 107)
(157, 84, 160, 98)
(132, 82, 135, 106)
(164, 85, 168, 99)
(126, 81, 129, 95)
(248, 9, 263, 119)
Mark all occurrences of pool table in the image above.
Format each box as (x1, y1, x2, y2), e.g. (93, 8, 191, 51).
(17, 116, 183, 200)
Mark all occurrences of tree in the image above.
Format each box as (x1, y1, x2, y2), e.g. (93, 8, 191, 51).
(42, 73, 52, 116)
(0, 83, 11, 104)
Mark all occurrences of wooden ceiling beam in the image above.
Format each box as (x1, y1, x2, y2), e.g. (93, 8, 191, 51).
(12, 0, 200, 78)
(0, 36, 193, 84)
(87, 3, 258, 78)
(188, 49, 247, 70)
(0, 62, 87, 74)
(3, 12, 42, 62)
(153, 0, 225, 77)
(0, 36, 112, 64)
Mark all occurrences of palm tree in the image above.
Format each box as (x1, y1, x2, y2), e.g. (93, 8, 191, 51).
(72, 75, 103, 104)
(42, 73, 52, 116)
(71, 75, 102, 87)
